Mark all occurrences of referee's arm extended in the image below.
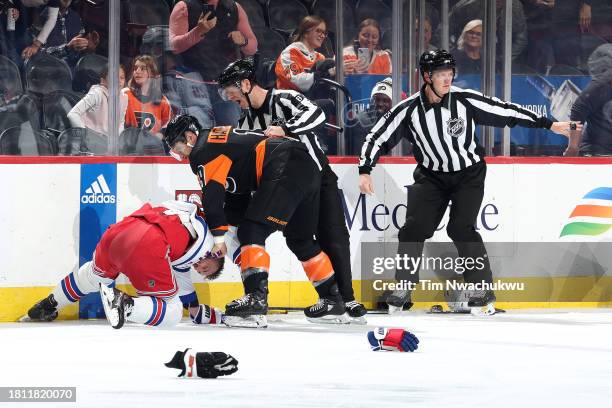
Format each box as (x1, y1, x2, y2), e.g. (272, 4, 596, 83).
(457, 88, 584, 149)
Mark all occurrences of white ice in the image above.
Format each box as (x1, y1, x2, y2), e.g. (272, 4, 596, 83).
(2, 310, 612, 408)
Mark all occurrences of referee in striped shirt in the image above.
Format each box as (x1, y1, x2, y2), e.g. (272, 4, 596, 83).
(217, 59, 367, 321)
(358, 50, 581, 314)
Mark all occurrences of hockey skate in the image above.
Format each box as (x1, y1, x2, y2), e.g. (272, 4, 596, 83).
(345, 300, 367, 324)
(468, 290, 497, 316)
(223, 292, 268, 328)
(21, 294, 59, 322)
(305, 297, 348, 324)
(99, 284, 134, 329)
(386, 290, 413, 314)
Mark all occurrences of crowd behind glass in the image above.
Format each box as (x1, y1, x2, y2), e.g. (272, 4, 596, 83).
(0, 0, 610, 156)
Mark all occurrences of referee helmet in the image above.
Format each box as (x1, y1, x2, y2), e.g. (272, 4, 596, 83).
(419, 50, 456, 80)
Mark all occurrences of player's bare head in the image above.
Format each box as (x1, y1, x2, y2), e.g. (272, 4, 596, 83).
(193, 256, 225, 280)
(164, 115, 203, 160)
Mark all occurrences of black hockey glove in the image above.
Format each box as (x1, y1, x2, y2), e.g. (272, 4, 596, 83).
(165, 348, 238, 378)
(313, 58, 336, 81)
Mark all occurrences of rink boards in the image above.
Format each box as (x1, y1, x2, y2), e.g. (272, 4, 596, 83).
(1, 157, 611, 321)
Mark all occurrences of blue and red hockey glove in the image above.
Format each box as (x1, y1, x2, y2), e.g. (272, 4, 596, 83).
(367, 327, 419, 352)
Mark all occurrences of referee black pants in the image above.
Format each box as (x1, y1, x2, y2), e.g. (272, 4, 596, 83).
(317, 165, 355, 302)
(396, 161, 493, 285)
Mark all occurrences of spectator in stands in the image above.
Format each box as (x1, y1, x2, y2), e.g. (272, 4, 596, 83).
(275, 15, 335, 93)
(141, 25, 214, 132)
(444, 0, 526, 62)
(349, 77, 395, 154)
(123, 55, 172, 141)
(35, 0, 92, 68)
(21, 0, 64, 60)
(415, 16, 438, 53)
(169, 0, 257, 126)
(0, 1, 20, 64)
(343, 19, 391, 75)
(568, 44, 612, 156)
(454, 19, 483, 75)
(523, 0, 588, 73)
(67, 64, 127, 137)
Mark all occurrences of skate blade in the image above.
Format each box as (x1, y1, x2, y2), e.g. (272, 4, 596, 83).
(99, 284, 121, 328)
(18, 315, 32, 322)
(306, 313, 350, 324)
(223, 315, 268, 328)
(470, 303, 496, 316)
(348, 315, 367, 325)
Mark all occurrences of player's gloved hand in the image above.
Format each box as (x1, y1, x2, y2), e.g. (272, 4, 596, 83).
(367, 327, 419, 352)
(190, 304, 224, 325)
(165, 348, 238, 378)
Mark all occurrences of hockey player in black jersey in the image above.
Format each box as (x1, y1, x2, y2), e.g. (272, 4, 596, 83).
(358, 50, 582, 315)
(216, 58, 366, 323)
(164, 116, 348, 326)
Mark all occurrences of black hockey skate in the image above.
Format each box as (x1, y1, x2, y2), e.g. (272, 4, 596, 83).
(224, 291, 268, 328)
(99, 284, 134, 329)
(305, 296, 348, 324)
(386, 290, 413, 314)
(24, 294, 59, 322)
(467, 290, 497, 316)
(345, 300, 367, 324)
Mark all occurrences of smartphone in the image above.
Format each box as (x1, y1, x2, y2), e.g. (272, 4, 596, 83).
(201, 3, 215, 20)
(357, 48, 371, 65)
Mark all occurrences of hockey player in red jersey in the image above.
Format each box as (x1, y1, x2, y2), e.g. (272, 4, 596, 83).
(25, 200, 224, 329)
(164, 115, 348, 326)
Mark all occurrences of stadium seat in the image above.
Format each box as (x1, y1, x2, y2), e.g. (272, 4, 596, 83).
(57, 128, 108, 156)
(355, 0, 392, 32)
(0, 55, 23, 104)
(252, 27, 287, 62)
(237, 0, 267, 28)
(25, 53, 72, 95)
(119, 128, 167, 156)
(73, 54, 109, 93)
(267, 0, 309, 34)
(0, 124, 57, 156)
(42, 91, 82, 134)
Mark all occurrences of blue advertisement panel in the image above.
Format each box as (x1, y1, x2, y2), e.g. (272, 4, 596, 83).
(344, 73, 592, 149)
(78, 164, 117, 318)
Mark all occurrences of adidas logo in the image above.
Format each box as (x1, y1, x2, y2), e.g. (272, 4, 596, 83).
(81, 174, 116, 204)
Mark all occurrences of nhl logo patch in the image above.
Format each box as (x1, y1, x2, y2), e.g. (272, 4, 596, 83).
(148, 279, 156, 288)
(446, 118, 465, 137)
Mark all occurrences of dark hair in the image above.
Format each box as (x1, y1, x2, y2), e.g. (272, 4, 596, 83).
(293, 15, 326, 43)
(205, 257, 225, 281)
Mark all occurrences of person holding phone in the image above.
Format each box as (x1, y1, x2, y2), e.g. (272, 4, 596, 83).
(343, 18, 391, 75)
(169, 0, 257, 128)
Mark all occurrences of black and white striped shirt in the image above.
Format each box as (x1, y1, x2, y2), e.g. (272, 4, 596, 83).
(238, 88, 328, 170)
(359, 85, 553, 173)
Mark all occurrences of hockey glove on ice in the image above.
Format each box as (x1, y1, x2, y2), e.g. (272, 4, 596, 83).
(190, 304, 224, 325)
(367, 327, 419, 352)
(165, 348, 238, 378)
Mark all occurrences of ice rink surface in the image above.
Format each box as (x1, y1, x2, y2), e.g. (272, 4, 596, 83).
(2, 310, 612, 408)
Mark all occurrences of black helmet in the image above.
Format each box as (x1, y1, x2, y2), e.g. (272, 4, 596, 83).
(163, 115, 202, 148)
(419, 49, 456, 78)
(218, 58, 257, 89)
